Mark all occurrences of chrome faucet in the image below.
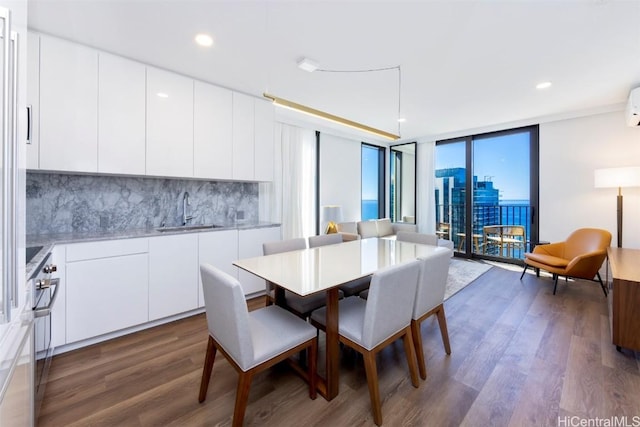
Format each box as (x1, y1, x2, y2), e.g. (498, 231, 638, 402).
(182, 191, 194, 225)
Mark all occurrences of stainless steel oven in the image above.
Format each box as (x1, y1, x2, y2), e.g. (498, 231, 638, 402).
(29, 251, 59, 419)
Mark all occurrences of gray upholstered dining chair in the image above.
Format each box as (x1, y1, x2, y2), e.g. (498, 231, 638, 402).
(310, 260, 421, 426)
(198, 264, 317, 427)
(411, 250, 452, 380)
(308, 233, 370, 297)
(263, 238, 339, 318)
(308, 233, 343, 248)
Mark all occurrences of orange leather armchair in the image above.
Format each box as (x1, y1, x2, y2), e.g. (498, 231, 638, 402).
(520, 228, 612, 296)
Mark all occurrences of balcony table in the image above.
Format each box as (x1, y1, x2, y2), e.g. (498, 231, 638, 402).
(234, 237, 449, 400)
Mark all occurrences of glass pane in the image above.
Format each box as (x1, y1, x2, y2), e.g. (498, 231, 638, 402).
(473, 131, 531, 259)
(435, 141, 466, 252)
(390, 142, 416, 223)
(361, 145, 381, 220)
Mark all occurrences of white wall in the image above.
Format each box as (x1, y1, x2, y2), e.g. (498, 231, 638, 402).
(319, 134, 362, 223)
(540, 111, 640, 248)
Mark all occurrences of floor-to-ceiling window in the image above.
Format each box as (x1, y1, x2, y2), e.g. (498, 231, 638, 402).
(435, 125, 539, 262)
(361, 143, 385, 220)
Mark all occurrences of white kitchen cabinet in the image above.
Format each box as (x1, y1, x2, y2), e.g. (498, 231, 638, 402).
(198, 229, 239, 307)
(98, 53, 146, 175)
(148, 234, 199, 320)
(194, 81, 233, 179)
(237, 226, 281, 295)
(146, 67, 194, 177)
(232, 92, 255, 181)
(65, 239, 149, 343)
(253, 99, 275, 181)
(26, 32, 39, 169)
(39, 35, 98, 172)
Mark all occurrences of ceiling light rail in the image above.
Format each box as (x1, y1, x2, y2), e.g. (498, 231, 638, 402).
(264, 93, 400, 141)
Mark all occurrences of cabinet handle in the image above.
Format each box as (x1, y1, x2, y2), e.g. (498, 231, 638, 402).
(26, 104, 31, 144)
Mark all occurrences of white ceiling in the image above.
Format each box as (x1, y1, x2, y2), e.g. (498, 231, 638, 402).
(27, 0, 640, 142)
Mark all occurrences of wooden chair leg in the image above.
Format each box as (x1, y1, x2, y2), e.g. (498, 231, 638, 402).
(308, 339, 317, 400)
(402, 328, 420, 388)
(410, 319, 427, 380)
(363, 351, 383, 426)
(435, 305, 452, 355)
(553, 274, 559, 295)
(198, 336, 217, 403)
(232, 371, 254, 427)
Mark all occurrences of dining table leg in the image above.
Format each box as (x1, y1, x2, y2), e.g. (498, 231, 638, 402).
(324, 287, 340, 400)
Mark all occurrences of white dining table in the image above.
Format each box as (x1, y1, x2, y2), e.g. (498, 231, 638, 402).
(233, 237, 449, 400)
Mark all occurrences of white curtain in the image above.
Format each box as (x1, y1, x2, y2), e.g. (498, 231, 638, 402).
(260, 123, 316, 239)
(417, 140, 436, 234)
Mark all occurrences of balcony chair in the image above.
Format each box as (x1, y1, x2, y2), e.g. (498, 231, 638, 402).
(263, 238, 343, 318)
(519, 228, 611, 296)
(198, 264, 317, 427)
(310, 260, 421, 426)
(308, 233, 371, 297)
(483, 225, 526, 258)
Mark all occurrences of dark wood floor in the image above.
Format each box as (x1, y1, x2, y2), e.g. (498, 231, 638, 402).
(38, 263, 640, 426)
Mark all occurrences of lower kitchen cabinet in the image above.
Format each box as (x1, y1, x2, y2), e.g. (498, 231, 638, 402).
(148, 234, 199, 320)
(66, 247, 149, 343)
(198, 229, 238, 307)
(238, 226, 281, 295)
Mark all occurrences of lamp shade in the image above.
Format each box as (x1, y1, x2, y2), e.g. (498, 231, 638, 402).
(322, 205, 343, 223)
(594, 167, 640, 188)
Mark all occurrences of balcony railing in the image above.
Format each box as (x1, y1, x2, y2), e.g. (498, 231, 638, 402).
(437, 203, 532, 260)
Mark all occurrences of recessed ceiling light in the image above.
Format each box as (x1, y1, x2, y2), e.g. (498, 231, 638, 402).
(297, 57, 319, 72)
(157, 92, 169, 98)
(536, 81, 552, 90)
(397, 118, 406, 123)
(195, 33, 214, 47)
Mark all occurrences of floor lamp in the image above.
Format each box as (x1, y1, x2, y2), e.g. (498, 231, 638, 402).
(594, 166, 640, 248)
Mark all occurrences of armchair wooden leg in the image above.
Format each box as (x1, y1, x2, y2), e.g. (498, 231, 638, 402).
(553, 274, 559, 295)
(198, 336, 217, 403)
(435, 305, 452, 355)
(410, 319, 426, 380)
(233, 371, 254, 427)
(363, 351, 383, 426)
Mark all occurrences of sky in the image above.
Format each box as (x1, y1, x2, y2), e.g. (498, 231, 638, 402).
(362, 130, 531, 203)
(435, 131, 531, 201)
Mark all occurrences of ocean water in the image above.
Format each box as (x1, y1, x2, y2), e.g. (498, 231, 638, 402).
(362, 199, 378, 220)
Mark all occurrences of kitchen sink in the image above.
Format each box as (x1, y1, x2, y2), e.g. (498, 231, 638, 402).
(155, 224, 225, 232)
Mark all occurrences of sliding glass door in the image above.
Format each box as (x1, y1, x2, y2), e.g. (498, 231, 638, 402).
(435, 126, 539, 262)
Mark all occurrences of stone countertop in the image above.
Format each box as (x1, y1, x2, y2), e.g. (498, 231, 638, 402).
(25, 221, 280, 279)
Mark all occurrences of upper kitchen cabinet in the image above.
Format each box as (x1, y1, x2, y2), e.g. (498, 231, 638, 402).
(26, 32, 39, 169)
(39, 35, 98, 172)
(194, 81, 232, 179)
(146, 67, 194, 177)
(98, 53, 146, 175)
(232, 92, 255, 181)
(254, 99, 275, 181)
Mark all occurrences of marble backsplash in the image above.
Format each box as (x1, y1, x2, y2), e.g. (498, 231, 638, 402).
(26, 173, 259, 235)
